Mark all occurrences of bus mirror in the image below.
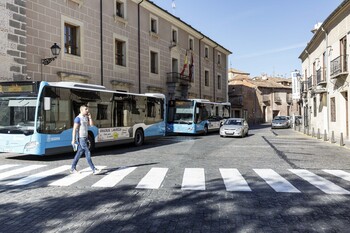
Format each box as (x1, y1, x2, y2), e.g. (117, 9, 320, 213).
(196, 107, 199, 114)
(44, 97, 51, 110)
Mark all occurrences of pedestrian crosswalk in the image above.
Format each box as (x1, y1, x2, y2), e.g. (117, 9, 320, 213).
(1, 163, 350, 195)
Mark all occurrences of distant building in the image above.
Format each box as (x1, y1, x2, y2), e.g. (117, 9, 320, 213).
(228, 69, 297, 125)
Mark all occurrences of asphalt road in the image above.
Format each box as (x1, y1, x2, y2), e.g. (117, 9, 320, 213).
(1, 125, 350, 233)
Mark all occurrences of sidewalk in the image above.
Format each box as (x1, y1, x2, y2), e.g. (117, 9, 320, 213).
(291, 124, 350, 150)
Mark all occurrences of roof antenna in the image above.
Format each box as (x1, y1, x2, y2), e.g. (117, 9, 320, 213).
(171, 0, 176, 14)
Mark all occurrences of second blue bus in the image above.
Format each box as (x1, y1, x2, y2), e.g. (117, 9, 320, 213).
(167, 99, 231, 135)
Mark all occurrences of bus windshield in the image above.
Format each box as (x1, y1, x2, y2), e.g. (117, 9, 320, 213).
(0, 97, 36, 134)
(172, 101, 193, 124)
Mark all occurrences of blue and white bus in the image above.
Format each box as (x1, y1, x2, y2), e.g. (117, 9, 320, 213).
(0, 81, 166, 155)
(167, 99, 230, 135)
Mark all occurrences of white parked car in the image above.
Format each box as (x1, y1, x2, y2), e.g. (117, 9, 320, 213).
(220, 118, 249, 138)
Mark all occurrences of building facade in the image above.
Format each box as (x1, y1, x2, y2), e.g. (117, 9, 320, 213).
(228, 69, 296, 125)
(299, 0, 350, 140)
(0, 0, 231, 102)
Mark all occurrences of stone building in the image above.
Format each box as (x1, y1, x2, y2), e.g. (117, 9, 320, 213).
(228, 69, 297, 125)
(0, 0, 231, 102)
(299, 0, 350, 140)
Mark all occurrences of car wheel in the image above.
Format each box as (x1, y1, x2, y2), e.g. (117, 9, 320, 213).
(134, 129, 144, 147)
(203, 125, 208, 135)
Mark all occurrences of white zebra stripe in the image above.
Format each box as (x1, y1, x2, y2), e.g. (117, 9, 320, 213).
(289, 169, 350, 195)
(7, 165, 71, 186)
(181, 168, 205, 190)
(136, 167, 168, 189)
(254, 169, 300, 193)
(49, 166, 106, 187)
(92, 167, 136, 188)
(0, 165, 46, 181)
(219, 168, 251, 192)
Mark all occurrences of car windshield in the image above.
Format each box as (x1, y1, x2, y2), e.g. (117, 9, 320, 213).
(274, 116, 287, 120)
(225, 120, 242, 125)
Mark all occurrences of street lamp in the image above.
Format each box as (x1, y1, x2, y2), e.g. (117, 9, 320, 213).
(41, 43, 61, 65)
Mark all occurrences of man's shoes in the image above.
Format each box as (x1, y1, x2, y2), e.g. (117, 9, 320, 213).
(70, 168, 80, 174)
(93, 168, 102, 175)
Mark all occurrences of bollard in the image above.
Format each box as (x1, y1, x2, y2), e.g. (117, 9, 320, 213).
(298, 125, 301, 132)
(317, 128, 321, 139)
(331, 131, 336, 143)
(312, 128, 315, 137)
(340, 133, 344, 146)
(323, 130, 327, 141)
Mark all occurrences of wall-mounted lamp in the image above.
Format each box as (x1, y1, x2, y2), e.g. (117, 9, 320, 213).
(41, 43, 61, 65)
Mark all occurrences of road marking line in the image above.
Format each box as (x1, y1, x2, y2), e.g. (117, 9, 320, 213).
(254, 169, 301, 193)
(181, 168, 205, 190)
(7, 165, 71, 186)
(323, 170, 350, 182)
(0, 165, 46, 181)
(49, 166, 105, 187)
(289, 169, 350, 195)
(219, 168, 251, 192)
(92, 167, 136, 188)
(136, 167, 168, 189)
(0, 164, 20, 171)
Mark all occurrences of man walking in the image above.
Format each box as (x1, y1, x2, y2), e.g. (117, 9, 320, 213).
(71, 105, 101, 175)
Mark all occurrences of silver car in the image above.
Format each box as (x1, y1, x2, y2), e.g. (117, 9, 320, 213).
(271, 116, 290, 129)
(220, 118, 249, 137)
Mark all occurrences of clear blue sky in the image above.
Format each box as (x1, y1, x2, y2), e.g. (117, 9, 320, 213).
(151, 0, 343, 78)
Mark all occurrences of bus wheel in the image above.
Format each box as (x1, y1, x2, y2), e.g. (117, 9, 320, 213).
(203, 125, 208, 135)
(134, 129, 144, 147)
(87, 132, 95, 151)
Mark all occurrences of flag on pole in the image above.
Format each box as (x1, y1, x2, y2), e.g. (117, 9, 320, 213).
(188, 51, 194, 81)
(180, 51, 188, 76)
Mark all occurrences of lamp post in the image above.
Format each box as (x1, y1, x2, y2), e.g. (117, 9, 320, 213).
(41, 43, 61, 80)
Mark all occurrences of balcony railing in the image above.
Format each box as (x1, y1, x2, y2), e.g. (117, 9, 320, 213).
(166, 72, 192, 84)
(330, 55, 348, 78)
(307, 76, 313, 89)
(316, 68, 327, 85)
(301, 81, 308, 93)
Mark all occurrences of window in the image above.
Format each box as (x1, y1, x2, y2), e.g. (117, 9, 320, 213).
(189, 37, 193, 50)
(331, 97, 336, 122)
(150, 51, 159, 74)
(205, 70, 209, 87)
(171, 27, 178, 44)
(97, 104, 108, 120)
(313, 97, 317, 117)
(61, 16, 84, 62)
(217, 74, 221, 90)
(150, 16, 158, 33)
(115, 0, 125, 18)
(204, 46, 209, 58)
(115, 38, 126, 66)
(64, 23, 80, 56)
(217, 53, 221, 65)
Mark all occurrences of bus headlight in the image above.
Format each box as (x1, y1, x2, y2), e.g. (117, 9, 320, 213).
(25, 141, 39, 150)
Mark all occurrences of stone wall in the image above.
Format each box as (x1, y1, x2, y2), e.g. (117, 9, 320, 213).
(0, 0, 27, 82)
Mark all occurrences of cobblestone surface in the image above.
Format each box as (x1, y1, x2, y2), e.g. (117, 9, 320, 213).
(1, 126, 350, 232)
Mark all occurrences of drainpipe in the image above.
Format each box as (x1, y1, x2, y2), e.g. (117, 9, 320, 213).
(100, 0, 104, 85)
(305, 49, 310, 128)
(137, 0, 145, 94)
(321, 27, 330, 135)
(213, 45, 218, 101)
(199, 36, 204, 99)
